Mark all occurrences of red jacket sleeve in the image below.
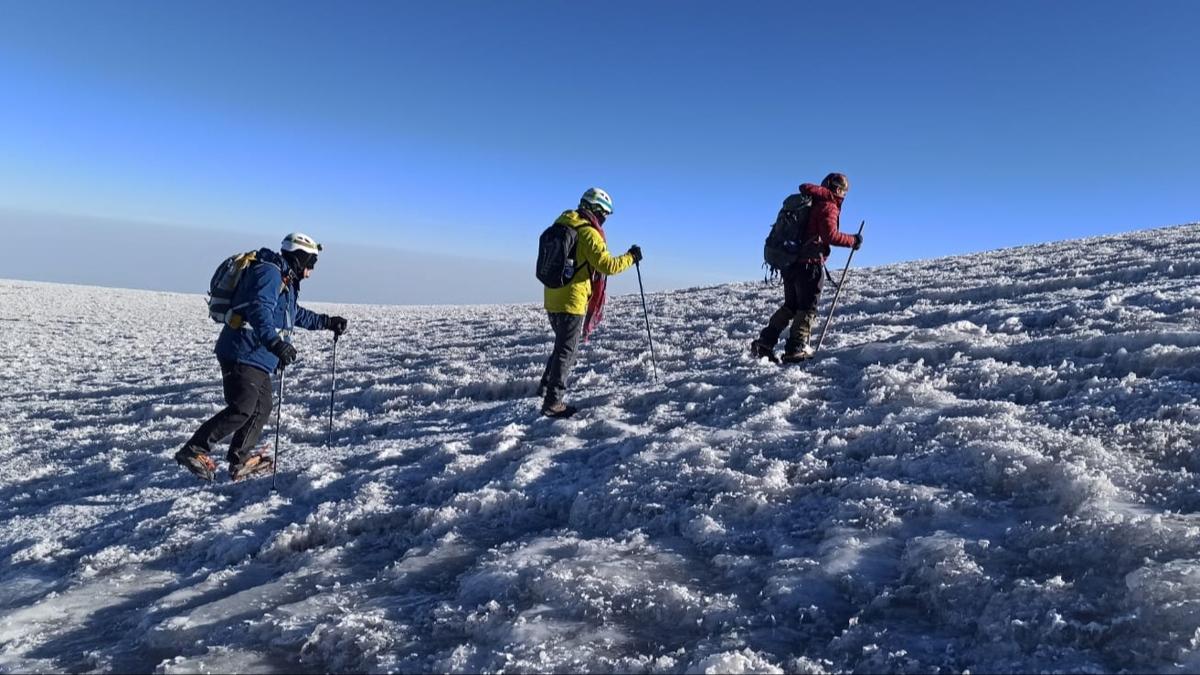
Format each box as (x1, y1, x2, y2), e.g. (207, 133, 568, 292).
(801, 184, 856, 248)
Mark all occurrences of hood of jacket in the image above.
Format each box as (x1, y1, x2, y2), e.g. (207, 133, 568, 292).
(255, 247, 285, 270)
(554, 209, 594, 229)
(801, 183, 844, 208)
(255, 247, 300, 286)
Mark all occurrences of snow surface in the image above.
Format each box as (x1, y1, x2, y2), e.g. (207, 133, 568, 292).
(3, 224, 1200, 673)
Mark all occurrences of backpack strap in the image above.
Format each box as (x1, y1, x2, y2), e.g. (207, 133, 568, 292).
(573, 223, 598, 280)
(229, 260, 287, 329)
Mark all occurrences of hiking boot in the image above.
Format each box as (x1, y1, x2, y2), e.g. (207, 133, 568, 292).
(230, 452, 274, 482)
(175, 445, 217, 482)
(541, 400, 579, 419)
(749, 340, 780, 364)
(781, 345, 815, 363)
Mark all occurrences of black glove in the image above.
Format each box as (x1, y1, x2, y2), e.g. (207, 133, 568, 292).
(267, 338, 298, 367)
(326, 315, 348, 336)
(852, 233, 863, 251)
(628, 245, 643, 264)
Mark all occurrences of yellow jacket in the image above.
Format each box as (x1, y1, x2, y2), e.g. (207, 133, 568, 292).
(543, 209, 635, 315)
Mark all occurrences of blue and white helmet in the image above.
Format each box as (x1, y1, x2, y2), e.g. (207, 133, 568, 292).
(580, 187, 614, 215)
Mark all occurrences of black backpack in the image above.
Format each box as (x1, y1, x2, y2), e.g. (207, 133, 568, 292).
(763, 192, 815, 274)
(536, 222, 593, 288)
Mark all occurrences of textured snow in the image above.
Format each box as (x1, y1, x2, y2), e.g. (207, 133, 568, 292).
(3, 223, 1200, 672)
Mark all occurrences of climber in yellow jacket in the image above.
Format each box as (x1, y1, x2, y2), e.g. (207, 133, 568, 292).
(538, 187, 641, 418)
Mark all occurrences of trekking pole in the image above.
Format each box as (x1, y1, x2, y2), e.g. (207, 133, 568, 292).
(326, 333, 339, 448)
(270, 366, 286, 492)
(635, 260, 660, 383)
(813, 220, 866, 356)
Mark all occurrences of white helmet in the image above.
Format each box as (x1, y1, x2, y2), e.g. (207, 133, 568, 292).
(281, 232, 322, 255)
(580, 187, 613, 215)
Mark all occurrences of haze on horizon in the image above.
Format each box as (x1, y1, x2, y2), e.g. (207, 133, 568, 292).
(0, 1, 1196, 303)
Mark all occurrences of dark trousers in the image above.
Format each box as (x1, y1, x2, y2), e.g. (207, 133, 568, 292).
(187, 360, 274, 464)
(540, 312, 584, 405)
(758, 262, 824, 351)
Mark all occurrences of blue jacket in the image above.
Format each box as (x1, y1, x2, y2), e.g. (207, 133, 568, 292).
(215, 248, 327, 373)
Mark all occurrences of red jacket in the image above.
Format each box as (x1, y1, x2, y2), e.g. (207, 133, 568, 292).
(799, 183, 856, 263)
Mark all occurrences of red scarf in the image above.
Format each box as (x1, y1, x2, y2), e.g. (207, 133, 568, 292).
(581, 210, 607, 341)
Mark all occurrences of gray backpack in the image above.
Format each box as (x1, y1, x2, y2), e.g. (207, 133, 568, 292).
(208, 252, 283, 328)
(207, 251, 259, 326)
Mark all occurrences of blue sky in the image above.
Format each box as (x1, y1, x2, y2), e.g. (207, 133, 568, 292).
(0, 1, 1196, 301)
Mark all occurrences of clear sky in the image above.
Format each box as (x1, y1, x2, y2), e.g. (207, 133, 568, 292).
(0, 1, 1196, 301)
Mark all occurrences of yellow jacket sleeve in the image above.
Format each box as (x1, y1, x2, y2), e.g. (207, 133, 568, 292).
(578, 227, 634, 276)
(543, 211, 635, 315)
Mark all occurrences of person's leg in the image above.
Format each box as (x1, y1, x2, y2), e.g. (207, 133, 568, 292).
(543, 312, 584, 408)
(228, 366, 275, 465)
(539, 312, 557, 396)
(186, 361, 265, 452)
(785, 263, 825, 353)
(757, 268, 801, 348)
(539, 320, 555, 397)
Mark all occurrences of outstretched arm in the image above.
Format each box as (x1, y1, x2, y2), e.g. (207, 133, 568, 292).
(295, 306, 326, 331)
(578, 228, 635, 276)
(802, 184, 857, 248)
(815, 202, 857, 248)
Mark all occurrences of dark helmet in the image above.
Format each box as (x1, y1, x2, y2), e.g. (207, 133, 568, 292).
(821, 173, 850, 192)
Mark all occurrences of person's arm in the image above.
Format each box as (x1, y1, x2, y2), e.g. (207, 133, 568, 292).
(238, 263, 284, 346)
(295, 305, 326, 331)
(578, 227, 635, 276)
(801, 185, 856, 248)
(812, 201, 857, 248)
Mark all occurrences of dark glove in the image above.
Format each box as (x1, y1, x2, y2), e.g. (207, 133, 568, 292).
(267, 338, 298, 367)
(852, 233, 863, 251)
(628, 245, 643, 264)
(326, 315, 348, 336)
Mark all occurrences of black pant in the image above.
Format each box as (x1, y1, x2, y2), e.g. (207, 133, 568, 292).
(186, 360, 274, 465)
(540, 312, 584, 405)
(758, 262, 824, 351)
